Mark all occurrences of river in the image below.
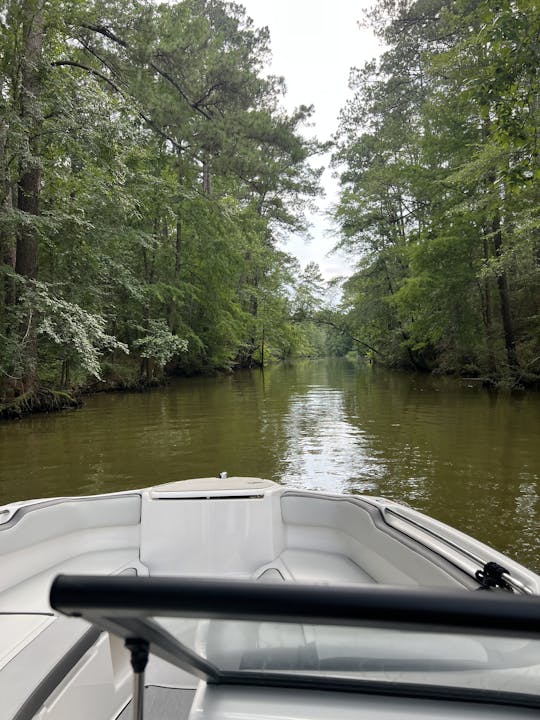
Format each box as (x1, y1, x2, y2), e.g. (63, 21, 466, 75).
(0, 359, 538, 571)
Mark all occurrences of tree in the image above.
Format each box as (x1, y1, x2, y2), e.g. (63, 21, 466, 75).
(0, 0, 324, 411)
(332, 0, 540, 383)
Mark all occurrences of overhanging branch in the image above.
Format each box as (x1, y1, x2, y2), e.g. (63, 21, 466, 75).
(51, 60, 121, 93)
(315, 317, 382, 356)
(80, 22, 213, 121)
(51, 60, 184, 152)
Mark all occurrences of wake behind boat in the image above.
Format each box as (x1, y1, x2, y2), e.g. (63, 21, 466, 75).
(1, 476, 540, 719)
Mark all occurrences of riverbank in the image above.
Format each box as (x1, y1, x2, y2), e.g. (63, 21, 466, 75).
(0, 352, 259, 420)
(2, 354, 539, 421)
(0, 387, 82, 420)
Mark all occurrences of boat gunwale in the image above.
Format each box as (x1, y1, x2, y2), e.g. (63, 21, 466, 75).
(0, 491, 143, 530)
(280, 490, 537, 594)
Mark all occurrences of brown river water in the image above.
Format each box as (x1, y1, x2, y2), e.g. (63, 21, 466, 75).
(0, 359, 539, 571)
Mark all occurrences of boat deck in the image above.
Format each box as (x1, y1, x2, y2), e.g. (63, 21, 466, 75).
(117, 687, 195, 720)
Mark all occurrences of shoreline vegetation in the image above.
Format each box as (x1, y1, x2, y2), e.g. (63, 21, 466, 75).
(2, 353, 539, 422)
(331, 0, 540, 390)
(1, 1, 539, 421)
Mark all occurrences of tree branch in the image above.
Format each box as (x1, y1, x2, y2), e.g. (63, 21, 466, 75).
(51, 60, 122, 93)
(149, 59, 213, 120)
(315, 316, 382, 356)
(193, 83, 223, 110)
(51, 60, 184, 152)
(81, 23, 127, 47)
(80, 23, 213, 120)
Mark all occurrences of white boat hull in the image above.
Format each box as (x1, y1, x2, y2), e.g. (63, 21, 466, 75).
(1, 477, 539, 719)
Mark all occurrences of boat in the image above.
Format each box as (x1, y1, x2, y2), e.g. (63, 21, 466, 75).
(1, 475, 540, 720)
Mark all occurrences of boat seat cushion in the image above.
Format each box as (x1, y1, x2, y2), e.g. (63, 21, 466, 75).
(0, 494, 144, 612)
(0, 495, 145, 717)
(0, 614, 55, 672)
(0, 549, 145, 613)
(0, 561, 145, 718)
(255, 550, 374, 585)
(279, 549, 374, 584)
(279, 494, 467, 587)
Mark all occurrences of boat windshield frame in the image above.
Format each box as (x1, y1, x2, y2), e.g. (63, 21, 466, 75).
(50, 575, 540, 710)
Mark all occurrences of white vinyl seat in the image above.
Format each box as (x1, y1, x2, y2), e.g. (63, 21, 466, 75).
(0, 494, 146, 719)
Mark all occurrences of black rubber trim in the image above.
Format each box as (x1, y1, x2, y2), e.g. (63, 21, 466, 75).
(154, 495, 264, 500)
(214, 671, 540, 711)
(12, 626, 102, 720)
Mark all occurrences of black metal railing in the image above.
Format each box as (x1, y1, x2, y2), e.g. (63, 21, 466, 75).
(50, 575, 540, 717)
(51, 574, 540, 632)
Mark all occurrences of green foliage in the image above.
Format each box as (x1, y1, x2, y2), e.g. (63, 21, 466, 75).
(0, 0, 325, 404)
(26, 280, 129, 379)
(333, 0, 540, 381)
(133, 319, 188, 367)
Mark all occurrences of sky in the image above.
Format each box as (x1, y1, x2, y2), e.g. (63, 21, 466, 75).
(239, 1, 383, 280)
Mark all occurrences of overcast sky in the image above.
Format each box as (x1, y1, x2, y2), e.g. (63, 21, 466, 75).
(239, 1, 382, 280)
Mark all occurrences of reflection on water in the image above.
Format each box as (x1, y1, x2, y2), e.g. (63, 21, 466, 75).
(279, 387, 382, 493)
(0, 359, 538, 570)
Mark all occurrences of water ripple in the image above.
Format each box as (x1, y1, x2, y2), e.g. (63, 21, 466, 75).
(278, 387, 384, 493)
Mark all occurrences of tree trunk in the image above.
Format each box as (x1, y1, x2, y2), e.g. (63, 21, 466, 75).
(0, 118, 17, 399)
(481, 233, 497, 374)
(248, 268, 259, 366)
(168, 150, 184, 333)
(383, 260, 421, 369)
(1, 197, 16, 310)
(202, 158, 211, 195)
(16, 0, 43, 280)
(481, 115, 519, 373)
(14, 0, 44, 391)
(0, 118, 17, 310)
(16, 169, 40, 279)
(174, 218, 182, 280)
(60, 358, 70, 388)
(492, 212, 519, 371)
(168, 216, 182, 329)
